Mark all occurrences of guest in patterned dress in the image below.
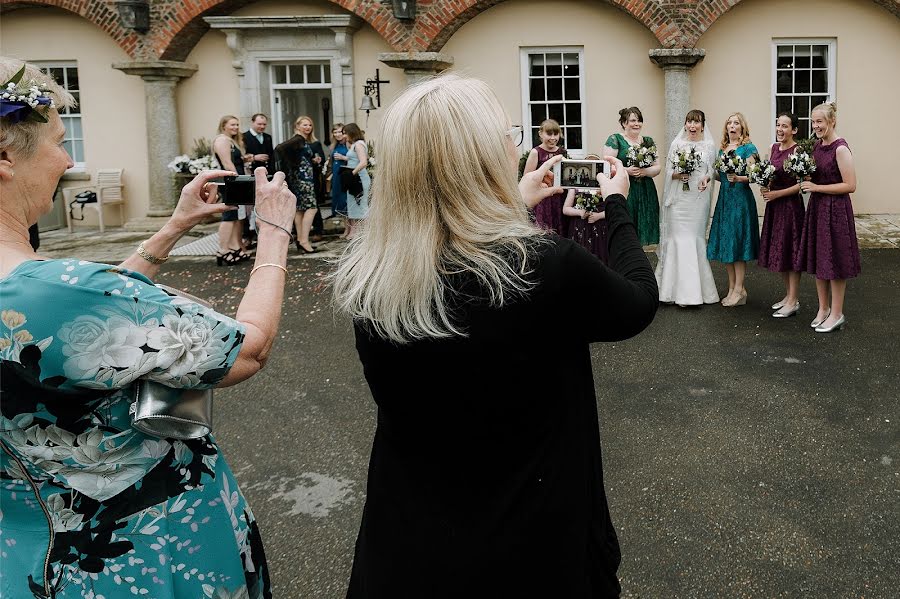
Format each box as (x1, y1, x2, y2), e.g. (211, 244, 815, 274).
(707, 113, 759, 307)
(0, 59, 298, 599)
(274, 116, 322, 254)
(522, 119, 567, 235)
(798, 102, 860, 333)
(603, 106, 662, 246)
(759, 112, 805, 318)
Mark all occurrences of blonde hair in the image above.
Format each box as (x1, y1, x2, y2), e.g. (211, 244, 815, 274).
(217, 115, 245, 152)
(811, 101, 838, 126)
(539, 119, 561, 135)
(720, 112, 751, 150)
(0, 57, 75, 159)
(331, 74, 543, 344)
(294, 115, 318, 142)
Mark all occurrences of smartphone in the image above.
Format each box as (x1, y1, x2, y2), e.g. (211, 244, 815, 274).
(219, 174, 273, 205)
(552, 159, 609, 191)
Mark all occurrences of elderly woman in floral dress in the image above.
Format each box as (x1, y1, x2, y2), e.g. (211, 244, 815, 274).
(0, 59, 296, 599)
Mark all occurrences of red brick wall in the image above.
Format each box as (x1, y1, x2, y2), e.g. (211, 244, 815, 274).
(3, 0, 898, 60)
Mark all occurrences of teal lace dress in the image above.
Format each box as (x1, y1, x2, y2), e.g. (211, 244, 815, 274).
(707, 143, 760, 263)
(0, 260, 271, 599)
(605, 133, 660, 245)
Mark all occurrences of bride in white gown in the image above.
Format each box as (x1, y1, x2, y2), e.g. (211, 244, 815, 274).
(656, 110, 721, 306)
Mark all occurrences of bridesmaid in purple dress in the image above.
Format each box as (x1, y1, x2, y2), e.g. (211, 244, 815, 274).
(523, 119, 566, 235)
(759, 112, 804, 318)
(562, 190, 609, 264)
(798, 102, 860, 333)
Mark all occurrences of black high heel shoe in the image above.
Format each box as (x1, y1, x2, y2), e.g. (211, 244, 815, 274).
(215, 251, 239, 267)
(295, 240, 317, 254)
(229, 248, 252, 262)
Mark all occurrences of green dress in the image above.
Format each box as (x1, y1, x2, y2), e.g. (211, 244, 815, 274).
(605, 133, 660, 245)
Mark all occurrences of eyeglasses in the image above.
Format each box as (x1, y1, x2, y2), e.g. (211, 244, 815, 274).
(506, 125, 524, 147)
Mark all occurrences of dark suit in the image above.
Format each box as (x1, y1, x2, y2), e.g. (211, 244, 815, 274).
(242, 130, 275, 175)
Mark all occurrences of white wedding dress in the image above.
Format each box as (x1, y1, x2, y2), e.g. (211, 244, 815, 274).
(655, 131, 721, 305)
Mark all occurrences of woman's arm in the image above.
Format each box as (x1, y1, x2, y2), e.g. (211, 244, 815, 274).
(641, 157, 662, 178)
(351, 141, 368, 174)
(801, 145, 856, 195)
(214, 136, 237, 172)
(561, 189, 586, 218)
(522, 148, 539, 175)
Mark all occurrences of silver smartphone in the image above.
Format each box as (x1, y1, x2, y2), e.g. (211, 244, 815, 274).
(552, 159, 609, 191)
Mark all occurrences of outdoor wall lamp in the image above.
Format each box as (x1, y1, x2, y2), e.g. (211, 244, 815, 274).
(360, 69, 390, 110)
(391, 0, 417, 21)
(115, 0, 151, 33)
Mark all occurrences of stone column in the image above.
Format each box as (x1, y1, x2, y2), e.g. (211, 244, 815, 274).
(113, 61, 197, 227)
(378, 52, 454, 86)
(649, 49, 706, 152)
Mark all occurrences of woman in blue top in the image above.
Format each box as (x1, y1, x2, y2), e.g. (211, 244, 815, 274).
(0, 59, 298, 599)
(343, 122, 371, 240)
(707, 113, 759, 307)
(329, 123, 350, 236)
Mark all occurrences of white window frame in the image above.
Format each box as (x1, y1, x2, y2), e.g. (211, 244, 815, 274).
(33, 61, 85, 172)
(771, 39, 836, 142)
(520, 47, 586, 158)
(268, 61, 333, 145)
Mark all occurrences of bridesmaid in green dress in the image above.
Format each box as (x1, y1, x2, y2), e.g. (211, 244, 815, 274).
(603, 107, 662, 246)
(707, 113, 759, 307)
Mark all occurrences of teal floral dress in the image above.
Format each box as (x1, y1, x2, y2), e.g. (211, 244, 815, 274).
(605, 133, 660, 245)
(707, 143, 760, 263)
(0, 260, 271, 599)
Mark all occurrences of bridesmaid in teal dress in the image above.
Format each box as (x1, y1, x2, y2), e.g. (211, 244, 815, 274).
(603, 107, 661, 246)
(707, 113, 759, 307)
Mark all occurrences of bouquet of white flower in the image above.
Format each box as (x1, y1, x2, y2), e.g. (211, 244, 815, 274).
(574, 192, 602, 213)
(625, 142, 658, 169)
(187, 155, 216, 174)
(746, 159, 776, 188)
(671, 146, 702, 191)
(783, 151, 816, 198)
(713, 150, 747, 188)
(167, 155, 191, 174)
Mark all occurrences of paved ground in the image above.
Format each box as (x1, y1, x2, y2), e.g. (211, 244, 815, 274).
(34, 226, 900, 598)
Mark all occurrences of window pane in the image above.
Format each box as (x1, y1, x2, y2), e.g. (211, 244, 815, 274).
(566, 127, 582, 150)
(563, 53, 579, 77)
(529, 54, 544, 77)
(530, 127, 541, 148)
(796, 96, 811, 119)
(795, 70, 811, 93)
(564, 78, 580, 101)
(546, 54, 563, 77)
(548, 103, 564, 123)
(776, 96, 793, 114)
(323, 66, 331, 84)
(797, 120, 810, 139)
(63, 140, 73, 157)
(66, 117, 82, 139)
(794, 46, 811, 69)
(776, 71, 792, 94)
(530, 104, 546, 126)
(811, 46, 828, 68)
(776, 46, 793, 69)
(565, 103, 582, 125)
(289, 65, 304, 84)
(811, 95, 828, 111)
(65, 67, 79, 91)
(69, 92, 80, 114)
(49, 67, 64, 86)
(529, 78, 545, 101)
(72, 139, 84, 163)
(547, 78, 563, 101)
(273, 65, 286, 84)
(811, 70, 828, 93)
(306, 64, 322, 84)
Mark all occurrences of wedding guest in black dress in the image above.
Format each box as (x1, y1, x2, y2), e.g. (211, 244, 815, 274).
(332, 74, 658, 598)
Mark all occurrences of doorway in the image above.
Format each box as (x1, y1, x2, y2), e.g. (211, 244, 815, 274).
(270, 63, 334, 146)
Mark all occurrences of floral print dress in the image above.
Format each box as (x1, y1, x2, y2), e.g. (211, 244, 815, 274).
(0, 260, 271, 599)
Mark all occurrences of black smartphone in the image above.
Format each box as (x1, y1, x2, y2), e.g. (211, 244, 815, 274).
(219, 174, 273, 205)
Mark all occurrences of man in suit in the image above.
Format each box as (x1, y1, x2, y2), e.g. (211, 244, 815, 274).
(242, 113, 275, 175)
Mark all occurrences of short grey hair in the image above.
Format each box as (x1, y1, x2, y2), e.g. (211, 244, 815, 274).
(1, 57, 76, 159)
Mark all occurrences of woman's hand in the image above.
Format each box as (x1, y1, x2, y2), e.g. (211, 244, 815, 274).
(726, 173, 737, 184)
(597, 156, 629, 199)
(334, 153, 347, 161)
(254, 168, 297, 236)
(587, 210, 605, 224)
(519, 154, 564, 209)
(698, 177, 710, 192)
(674, 172, 689, 182)
(626, 166, 642, 178)
(170, 169, 237, 231)
(312, 155, 323, 165)
(253, 153, 269, 162)
(761, 187, 777, 202)
(800, 179, 818, 194)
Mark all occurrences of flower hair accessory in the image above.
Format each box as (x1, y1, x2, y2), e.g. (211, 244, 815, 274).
(0, 64, 56, 124)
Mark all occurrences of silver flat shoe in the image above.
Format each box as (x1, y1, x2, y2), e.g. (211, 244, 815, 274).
(772, 302, 800, 318)
(815, 314, 846, 333)
(771, 299, 787, 310)
(810, 308, 831, 328)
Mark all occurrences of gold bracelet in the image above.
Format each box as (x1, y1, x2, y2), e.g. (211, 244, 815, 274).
(250, 263, 288, 276)
(137, 241, 168, 265)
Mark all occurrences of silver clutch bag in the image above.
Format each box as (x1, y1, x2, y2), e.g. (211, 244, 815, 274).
(129, 284, 215, 440)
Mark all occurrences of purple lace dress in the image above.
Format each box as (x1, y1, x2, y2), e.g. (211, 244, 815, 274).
(797, 138, 861, 279)
(758, 143, 805, 272)
(532, 146, 567, 235)
(569, 200, 610, 264)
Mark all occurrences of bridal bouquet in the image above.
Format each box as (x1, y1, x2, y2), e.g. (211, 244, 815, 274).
(746, 159, 776, 188)
(574, 192, 602, 214)
(625, 141, 658, 169)
(713, 150, 747, 188)
(671, 146, 702, 191)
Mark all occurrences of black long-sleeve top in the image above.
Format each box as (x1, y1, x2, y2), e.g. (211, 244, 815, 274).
(348, 195, 658, 598)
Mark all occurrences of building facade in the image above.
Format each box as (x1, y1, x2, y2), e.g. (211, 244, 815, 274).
(2, 0, 898, 230)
